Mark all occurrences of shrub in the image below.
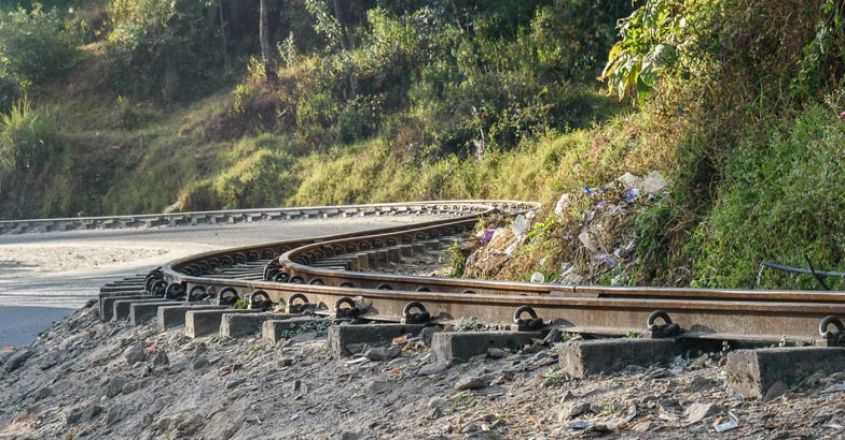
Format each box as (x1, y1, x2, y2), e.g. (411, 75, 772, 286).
(0, 72, 20, 114)
(0, 5, 79, 83)
(211, 135, 297, 209)
(336, 96, 380, 144)
(0, 98, 60, 176)
(105, 0, 223, 101)
(691, 105, 845, 289)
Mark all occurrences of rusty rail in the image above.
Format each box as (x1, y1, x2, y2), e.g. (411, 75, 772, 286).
(133, 200, 845, 345)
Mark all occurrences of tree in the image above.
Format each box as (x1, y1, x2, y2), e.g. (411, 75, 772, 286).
(259, 0, 277, 81)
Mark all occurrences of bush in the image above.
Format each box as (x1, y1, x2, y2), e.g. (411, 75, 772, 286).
(211, 135, 297, 209)
(691, 105, 845, 289)
(336, 96, 380, 144)
(105, 0, 223, 101)
(0, 98, 60, 177)
(0, 73, 20, 114)
(0, 5, 79, 83)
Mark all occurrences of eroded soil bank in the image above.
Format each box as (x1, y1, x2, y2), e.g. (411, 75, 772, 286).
(2, 304, 845, 439)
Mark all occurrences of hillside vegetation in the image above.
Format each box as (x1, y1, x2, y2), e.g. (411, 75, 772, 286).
(1, 0, 844, 290)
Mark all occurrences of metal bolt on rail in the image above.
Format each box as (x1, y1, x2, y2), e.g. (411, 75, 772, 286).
(513, 306, 544, 332)
(647, 310, 683, 338)
(819, 315, 845, 346)
(401, 301, 431, 324)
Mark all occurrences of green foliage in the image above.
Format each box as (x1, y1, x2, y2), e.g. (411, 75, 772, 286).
(180, 135, 297, 209)
(304, 0, 344, 52)
(210, 134, 297, 209)
(692, 105, 845, 289)
(0, 73, 20, 114)
(601, 0, 719, 103)
(542, 370, 566, 387)
(105, 0, 225, 101)
(793, 0, 845, 98)
(239, 1, 633, 155)
(113, 95, 138, 129)
(0, 98, 59, 177)
(0, 5, 79, 84)
(446, 241, 465, 278)
(233, 297, 248, 309)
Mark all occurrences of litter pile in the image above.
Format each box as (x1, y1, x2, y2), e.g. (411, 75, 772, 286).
(464, 171, 669, 286)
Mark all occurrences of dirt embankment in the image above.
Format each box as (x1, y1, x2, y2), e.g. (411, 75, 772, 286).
(2, 304, 845, 439)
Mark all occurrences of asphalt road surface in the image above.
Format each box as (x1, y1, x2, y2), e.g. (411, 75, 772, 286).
(0, 216, 438, 348)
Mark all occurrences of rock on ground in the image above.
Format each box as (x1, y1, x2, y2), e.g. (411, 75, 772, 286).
(2, 305, 845, 439)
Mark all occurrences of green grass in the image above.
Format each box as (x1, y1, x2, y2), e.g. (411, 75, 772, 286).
(691, 104, 845, 289)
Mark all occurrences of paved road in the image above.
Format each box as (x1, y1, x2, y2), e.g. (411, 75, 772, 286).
(0, 216, 438, 348)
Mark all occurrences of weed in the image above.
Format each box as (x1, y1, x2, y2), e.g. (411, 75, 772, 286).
(233, 298, 248, 310)
(451, 393, 475, 408)
(542, 371, 567, 388)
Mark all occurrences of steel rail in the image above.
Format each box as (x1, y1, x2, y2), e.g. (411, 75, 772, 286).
(141, 200, 845, 345)
(0, 200, 494, 234)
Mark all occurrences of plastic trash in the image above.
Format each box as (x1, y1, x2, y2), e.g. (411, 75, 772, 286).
(596, 254, 618, 269)
(641, 171, 668, 195)
(712, 411, 739, 432)
(617, 172, 641, 188)
(623, 187, 641, 202)
(582, 186, 594, 194)
(568, 421, 590, 430)
(554, 193, 573, 217)
(505, 241, 519, 257)
(481, 229, 495, 244)
(511, 215, 528, 236)
(530, 272, 545, 283)
(578, 231, 596, 252)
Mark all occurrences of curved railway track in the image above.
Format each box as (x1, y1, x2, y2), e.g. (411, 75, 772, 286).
(80, 199, 845, 347)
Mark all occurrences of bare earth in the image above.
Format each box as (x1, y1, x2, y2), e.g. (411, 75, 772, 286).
(2, 306, 845, 439)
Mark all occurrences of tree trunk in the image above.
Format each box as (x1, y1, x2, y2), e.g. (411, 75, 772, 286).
(259, 0, 277, 82)
(219, 0, 229, 71)
(332, 0, 350, 51)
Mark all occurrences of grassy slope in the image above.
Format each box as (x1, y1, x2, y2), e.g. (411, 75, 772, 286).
(12, 3, 845, 291)
(35, 60, 845, 291)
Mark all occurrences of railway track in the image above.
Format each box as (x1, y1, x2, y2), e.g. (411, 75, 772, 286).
(12, 199, 843, 399)
(76, 200, 845, 347)
(4, 200, 843, 438)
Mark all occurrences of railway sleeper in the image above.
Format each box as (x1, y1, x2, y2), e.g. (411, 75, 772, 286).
(113, 298, 171, 321)
(219, 312, 298, 338)
(129, 300, 183, 325)
(184, 309, 264, 338)
(99, 285, 146, 294)
(328, 323, 430, 358)
(726, 346, 845, 399)
(262, 317, 334, 343)
(431, 331, 544, 365)
(157, 304, 228, 330)
(99, 294, 152, 322)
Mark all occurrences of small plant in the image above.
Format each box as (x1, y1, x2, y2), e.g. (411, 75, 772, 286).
(451, 393, 475, 408)
(114, 95, 138, 129)
(542, 371, 566, 387)
(454, 317, 509, 332)
(600, 403, 617, 416)
(233, 298, 249, 310)
(278, 31, 298, 68)
(445, 241, 466, 278)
